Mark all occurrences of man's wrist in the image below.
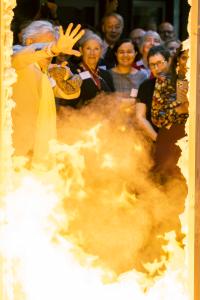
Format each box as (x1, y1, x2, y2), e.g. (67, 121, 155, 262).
(44, 42, 59, 56)
(50, 43, 60, 56)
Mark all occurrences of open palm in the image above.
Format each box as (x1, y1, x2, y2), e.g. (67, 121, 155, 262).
(53, 23, 85, 56)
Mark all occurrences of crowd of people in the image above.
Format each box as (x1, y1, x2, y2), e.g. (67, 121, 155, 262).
(11, 3, 189, 192)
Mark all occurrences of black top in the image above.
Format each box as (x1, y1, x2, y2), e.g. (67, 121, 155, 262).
(100, 46, 116, 70)
(57, 64, 115, 108)
(137, 78, 158, 131)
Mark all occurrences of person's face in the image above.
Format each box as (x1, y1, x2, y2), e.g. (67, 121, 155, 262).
(115, 42, 136, 67)
(159, 23, 175, 42)
(80, 39, 102, 69)
(102, 16, 123, 45)
(148, 53, 170, 77)
(26, 31, 56, 68)
(177, 50, 189, 77)
(130, 29, 145, 46)
(166, 41, 180, 56)
(142, 35, 161, 55)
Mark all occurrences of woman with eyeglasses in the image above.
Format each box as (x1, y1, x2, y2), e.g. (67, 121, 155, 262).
(136, 44, 188, 183)
(136, 45, 172, 141)
(136, 45, 189, 243)
(136, 45, 188, 141)
(109, 39, 148, 102)
(152, 46, 189, 177)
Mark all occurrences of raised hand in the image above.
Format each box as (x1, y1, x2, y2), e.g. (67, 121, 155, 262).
(51, 23, 85, 56)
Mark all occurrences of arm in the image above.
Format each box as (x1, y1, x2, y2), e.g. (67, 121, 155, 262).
(12, 43, 54, 70)
(12, 23, 85, 70)
(135, 102, 157, 141)
(48, 65, 82, 100)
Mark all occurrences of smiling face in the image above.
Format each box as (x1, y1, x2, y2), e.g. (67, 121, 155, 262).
(148, 53, 170, 77)
(102, 16, 123, 46)
(115, 42, 136, 67)
(80, 38, 102, 69)
(142, 34, 161, 55)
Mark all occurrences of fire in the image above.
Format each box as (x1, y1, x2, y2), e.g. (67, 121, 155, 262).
(0, 100, 190, 298)
(0, 166, 189, 300)
(0, 1, 193, 299)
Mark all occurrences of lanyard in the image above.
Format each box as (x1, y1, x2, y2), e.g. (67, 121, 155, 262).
(81, 62, 101, 89)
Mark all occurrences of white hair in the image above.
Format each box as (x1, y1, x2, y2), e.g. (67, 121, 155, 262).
(79, 33, 103, 48)
(140, 31, 161, 45)
(139, 30, 161, 52)
(21, 20, 56, 45)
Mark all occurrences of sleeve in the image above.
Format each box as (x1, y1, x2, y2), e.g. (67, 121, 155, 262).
(12, 43, 55, 70)
(49, 66, 82, 99)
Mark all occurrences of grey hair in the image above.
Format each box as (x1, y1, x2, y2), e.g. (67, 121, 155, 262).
(21, 20, 56, 45)
(79, 33, 103, 48)
(139, 30, 161, 50)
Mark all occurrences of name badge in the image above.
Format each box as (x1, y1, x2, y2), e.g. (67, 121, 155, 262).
(130, 88, 138, 98)
(79, 71, 91, 80)
(99, 65, 107, 70)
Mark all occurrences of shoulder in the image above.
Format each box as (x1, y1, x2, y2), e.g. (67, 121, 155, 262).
(139, 78, 156, 89)
(138, 69, 149, 79)
(99, 68, 113, 79)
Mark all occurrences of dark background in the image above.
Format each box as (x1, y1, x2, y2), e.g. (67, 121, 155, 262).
(13, 0, 190, 43)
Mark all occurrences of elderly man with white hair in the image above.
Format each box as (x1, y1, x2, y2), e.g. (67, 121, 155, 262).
(12, 20, 84, 161)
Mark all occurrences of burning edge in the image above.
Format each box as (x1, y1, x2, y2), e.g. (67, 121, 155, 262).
(0, 0, 198, 299)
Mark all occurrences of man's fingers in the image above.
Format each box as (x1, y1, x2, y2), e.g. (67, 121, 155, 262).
(69, 24, 82, 38)
(59, 26, 64, 36)
(72, 29, 85, 44)
(65, 23, 74, 36)
(66, 49, 82, 57)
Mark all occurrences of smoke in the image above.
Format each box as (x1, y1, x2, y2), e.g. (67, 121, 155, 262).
(48, 94, 187, 276)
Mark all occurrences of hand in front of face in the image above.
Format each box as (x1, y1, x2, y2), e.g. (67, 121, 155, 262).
(51, 23, 85, 56)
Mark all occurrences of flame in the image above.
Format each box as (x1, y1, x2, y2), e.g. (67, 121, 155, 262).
(0, 171, 189, 300)
(0, 0, 192, 295)
(0, 96, 190, 299)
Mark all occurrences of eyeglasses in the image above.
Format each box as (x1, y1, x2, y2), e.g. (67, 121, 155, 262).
(149, 60, 166, 69)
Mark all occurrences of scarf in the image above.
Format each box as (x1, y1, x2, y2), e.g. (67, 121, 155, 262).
(151, 74, 188, 129)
